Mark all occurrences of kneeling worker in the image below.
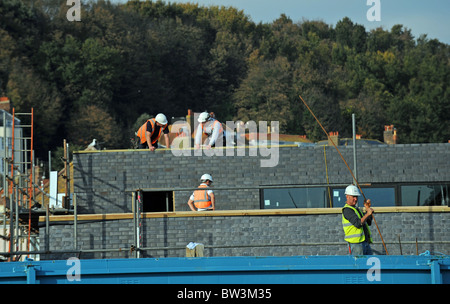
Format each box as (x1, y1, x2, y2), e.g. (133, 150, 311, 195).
(137, 113, 170, 151)
(187, 174, 215, 211)
(342, 184, 374, 255)
(194, 112, 228, 149)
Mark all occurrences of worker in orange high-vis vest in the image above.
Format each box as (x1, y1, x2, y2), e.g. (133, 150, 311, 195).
(136, 113, 170, 151)
(187, 174, 215, 211)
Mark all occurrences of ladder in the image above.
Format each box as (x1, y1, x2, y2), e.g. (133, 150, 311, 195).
(8, 108, 34, 256)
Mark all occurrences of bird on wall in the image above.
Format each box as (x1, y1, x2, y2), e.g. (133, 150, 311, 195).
(85, 139, 97, 151)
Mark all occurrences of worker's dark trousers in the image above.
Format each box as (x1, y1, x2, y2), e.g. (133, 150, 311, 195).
(138, 141, 158, 149)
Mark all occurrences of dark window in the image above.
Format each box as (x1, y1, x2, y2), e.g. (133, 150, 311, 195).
(260, 183, 449, 209)
(401, 184, 449, 206)
(332, 187, 396, 208)
(141, 191, 174, 212)
(262, 187, 328, 209)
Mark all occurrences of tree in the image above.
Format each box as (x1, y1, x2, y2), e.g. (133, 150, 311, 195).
(335, 17, 366, 52)
(1, 0, 449, 154)
(341, 77, 391, 139)
(0, 28, 15, 94)
(234, 56, 294, 132)
(67, 104, 121, 148)
(6, 58, 63, 157)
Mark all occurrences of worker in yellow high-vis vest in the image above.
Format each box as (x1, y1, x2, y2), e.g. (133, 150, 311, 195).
(342, 185, 374, 255)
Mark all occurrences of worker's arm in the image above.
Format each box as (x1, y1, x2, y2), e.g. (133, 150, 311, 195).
(208, 123, 220, 147)
(187, 199, 196, 211)
(210, 192, 215, 211)
(361, 207, 373, 225)
(145, 131, 155, 151)
(343, 208, 370, 228)
(194, 125, 203, 148)
(164, 133, 170, 148)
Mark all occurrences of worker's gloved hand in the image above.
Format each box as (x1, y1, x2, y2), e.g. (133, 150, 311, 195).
(364, 199, 374, 215)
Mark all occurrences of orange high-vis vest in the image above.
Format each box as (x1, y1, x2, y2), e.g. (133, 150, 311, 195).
(193, 184, 212, 209)
(137, 118, 166, 145)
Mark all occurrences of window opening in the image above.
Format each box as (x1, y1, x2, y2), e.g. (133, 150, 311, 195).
(141, 191, 174, 212)
(401, 184, 449, 206)
(260, 183, 450, 209)
(262, 187, 328, 209)
(332, 187, 396, 207)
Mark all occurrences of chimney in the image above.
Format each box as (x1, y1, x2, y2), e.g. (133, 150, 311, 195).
(185, 109, 194, 146)
(186, 109, 193, 131)
(328, 131, 339, 146)
(0, 97, 10, 112)
(384, 125, 397, 144)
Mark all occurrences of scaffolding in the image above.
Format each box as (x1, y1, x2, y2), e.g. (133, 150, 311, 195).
(0, 108, 41, 261)
(1, 106, 74, 261)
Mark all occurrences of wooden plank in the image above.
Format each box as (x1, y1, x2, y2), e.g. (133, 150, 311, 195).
(39, 206, 450, 223)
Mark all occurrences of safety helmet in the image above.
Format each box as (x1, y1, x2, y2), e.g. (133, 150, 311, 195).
(155, 113, 168, 125)
(197, 112, 210, 123)
(200, 174, 213, 182)
(345, 185, 360, 196)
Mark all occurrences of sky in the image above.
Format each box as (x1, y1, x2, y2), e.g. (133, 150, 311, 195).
(107, 0, 450, 45)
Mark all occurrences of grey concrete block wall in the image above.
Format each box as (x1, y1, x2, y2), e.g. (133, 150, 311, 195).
(72, 143, 450, 214)
(39, 212, 450, 260)
(37, 143, 449, 260)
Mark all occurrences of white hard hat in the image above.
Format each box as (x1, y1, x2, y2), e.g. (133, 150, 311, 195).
(155, 113, 168, 125)
(197, 112, 210, 123)
(200, 174, 213, 182)
(345, 185, 360, 196)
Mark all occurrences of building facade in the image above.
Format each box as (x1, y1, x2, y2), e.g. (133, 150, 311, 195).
(39, 143, 450, 259)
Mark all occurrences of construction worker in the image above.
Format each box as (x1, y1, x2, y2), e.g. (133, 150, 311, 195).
(194, 112, 228, 149)
(136, 113, 170, 151)
(342, 185, 374, 255)
(187, 174, 215, 211)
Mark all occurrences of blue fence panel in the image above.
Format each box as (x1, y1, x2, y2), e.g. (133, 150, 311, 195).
(0, 255, 448, 284)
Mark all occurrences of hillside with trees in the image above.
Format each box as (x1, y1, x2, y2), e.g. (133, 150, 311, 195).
(1, 0, 449, 162)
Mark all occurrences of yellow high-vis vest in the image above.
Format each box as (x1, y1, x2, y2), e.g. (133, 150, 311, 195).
(342, 204, 372, 244)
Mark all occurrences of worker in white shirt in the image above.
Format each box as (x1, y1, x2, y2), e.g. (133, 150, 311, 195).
(194, 112, 227, 149)
(187, 174, 215, 211)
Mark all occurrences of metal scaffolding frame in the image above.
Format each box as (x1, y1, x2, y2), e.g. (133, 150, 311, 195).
(0, 107, 73, 262)
(0, 108, 38, 261)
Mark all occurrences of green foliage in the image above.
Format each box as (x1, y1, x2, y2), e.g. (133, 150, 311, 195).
(0, 0, 448, 163)
(234, 56, 294, 132)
